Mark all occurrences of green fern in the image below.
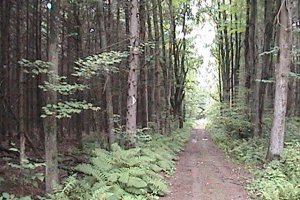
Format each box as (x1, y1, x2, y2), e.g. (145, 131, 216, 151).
(52, 126, 192, 200)
(90, 186, 113, 200)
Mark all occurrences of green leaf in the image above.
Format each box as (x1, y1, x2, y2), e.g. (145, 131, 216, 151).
(118, 172, 130, 184)
(108, 173, 119, 183)
(128, 177, 147, 188)
(1, 193, 10, 199)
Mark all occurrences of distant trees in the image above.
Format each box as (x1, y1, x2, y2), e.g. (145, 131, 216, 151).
(213, 0, 299, 159)
(214, 0, 243, 107)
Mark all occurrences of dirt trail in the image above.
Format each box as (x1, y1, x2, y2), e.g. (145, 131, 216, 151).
(160, 129, 250, 200)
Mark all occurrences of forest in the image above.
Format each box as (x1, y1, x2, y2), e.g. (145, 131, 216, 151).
(0, 0, 299, 199)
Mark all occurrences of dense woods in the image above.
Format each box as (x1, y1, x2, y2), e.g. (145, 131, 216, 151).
(0, 0, 299, 199)
(212, 0, 299, 158)
(209, 0, 300, 199)
(0, 0, 197, 198)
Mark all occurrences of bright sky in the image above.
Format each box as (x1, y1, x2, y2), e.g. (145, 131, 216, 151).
(192, 21, 217, 91)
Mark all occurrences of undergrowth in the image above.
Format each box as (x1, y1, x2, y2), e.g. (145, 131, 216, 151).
(206, 103, 300, 200)
(50, 126, 191, 200)
(1, 124, 191, 200)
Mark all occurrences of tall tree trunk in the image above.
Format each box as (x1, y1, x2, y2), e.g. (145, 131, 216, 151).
(44, 0, 60, 193)
(0, 0, 11, 143)
(244, 0, 259, 137)
(179, 6, 188, 128)
(126, 0, 139, 147)
(267, 0, 292, 160)
(158, 0, 170, 133)
(222, 0, 230, 105)
(138, 0, 148, 128)
(233, 9, 241, 102)
(19, 68, 26, 164)
(230, 0, 234, 106)
(256, 0, 280, 136)
(296, 0, 300, 117)
(244, 0, 251, 105)
(98, 0, 115, 150)
(168, 0, 175, 125)
(17, 0, 26, 165)
(151, 0, 161, 132)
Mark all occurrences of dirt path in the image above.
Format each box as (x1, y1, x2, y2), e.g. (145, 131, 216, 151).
(160, 129, 250, 200)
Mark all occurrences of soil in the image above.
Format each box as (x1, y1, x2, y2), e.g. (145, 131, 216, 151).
(160, 129, 250, 200)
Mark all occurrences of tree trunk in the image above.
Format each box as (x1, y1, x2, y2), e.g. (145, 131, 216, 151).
(146, 1, 154, 124)
(126, 0, 139, 147)
(233, 9, 241, 102)
(222, 0, 231, 105)
(44, 0, 60, 193)
(98, 0, 115, 150)
(138, 0, 148, 128)
(255, 0, 280, 137)
(158, 0, 170, 133)
(151, 0, 162, 132)
(296, 0, 300, 117)
(267, 0, 292, 160)
(247, 0, 259, 138)
(19, 66, 26, 164)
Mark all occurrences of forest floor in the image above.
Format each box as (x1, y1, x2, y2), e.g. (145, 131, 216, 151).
(160, 128, 250, 200)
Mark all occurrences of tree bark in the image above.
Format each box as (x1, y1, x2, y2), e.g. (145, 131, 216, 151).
(138, 0, 148, 128)
(126, 0, 139, 147)
(98, 0, 115, 150)
(44, 0, 60, 193)
(152, 0, 162, 132)
(255, 0, 279, 137)
(158, 0, 170, 133)
(267, 0, 292, 160)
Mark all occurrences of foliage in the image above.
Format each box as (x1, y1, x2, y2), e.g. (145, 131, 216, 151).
(206, 101, 252, 139)
(74, 51, 128, 78)
(18, 50, 126, 119)
(8, 158, 45, 188)
(41, 100, 100, 119)
(5, 146, 45, 188)
(247, 141, 300, 200)
(49, 126, 191, 200)
(39, 76, 88, 95)
(207, 105, 266, 165)
(206, 103, 300, 200)
(0, 193, 32, 200)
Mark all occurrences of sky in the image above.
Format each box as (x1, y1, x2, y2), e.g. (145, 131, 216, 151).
(192, 20, 218, 92)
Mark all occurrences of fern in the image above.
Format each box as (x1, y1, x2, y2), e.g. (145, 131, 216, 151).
(61, 175, 78, 195)
(90, 186, 113, 200)
(51, 126, 192, 200)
